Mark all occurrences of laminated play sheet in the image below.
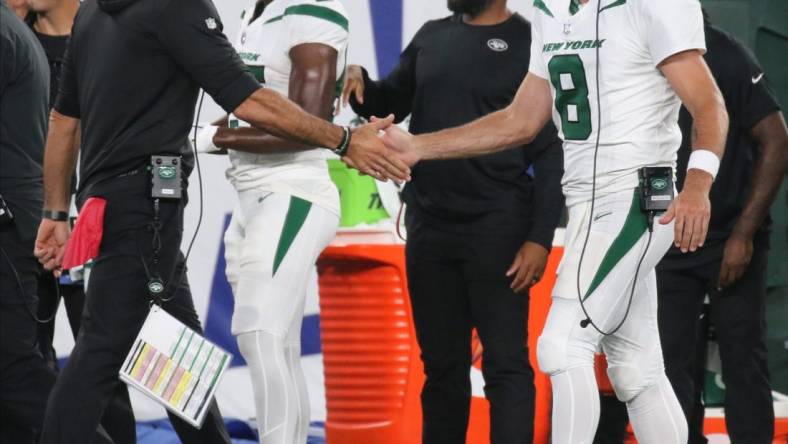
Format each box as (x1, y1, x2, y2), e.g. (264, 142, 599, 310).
(119, 305, 231, 428)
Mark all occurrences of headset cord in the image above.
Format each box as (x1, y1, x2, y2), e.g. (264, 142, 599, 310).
(154, 90, 207, 304)
(0, 245, 60, 324)
(575, 0, 651, 336)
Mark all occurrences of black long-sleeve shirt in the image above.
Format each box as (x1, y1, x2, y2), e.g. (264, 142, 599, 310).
(55, 0, 260, 202)
(351, 14, 564, 249)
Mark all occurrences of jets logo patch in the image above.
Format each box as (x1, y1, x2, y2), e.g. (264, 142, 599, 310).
(487, 39, 509, 52)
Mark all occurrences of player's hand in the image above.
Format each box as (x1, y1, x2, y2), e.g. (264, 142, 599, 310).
(380, 123, 422, 168)
(506, 241, 549, 293)
(337, 65, 365, 114)
(717, 233, 753, 290)
(342, 114, 411, 182)
(659, 170, 712, 253)
(34, 219, 71, 276)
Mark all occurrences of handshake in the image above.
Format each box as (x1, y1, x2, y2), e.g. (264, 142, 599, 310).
(336, 114, 420, 183)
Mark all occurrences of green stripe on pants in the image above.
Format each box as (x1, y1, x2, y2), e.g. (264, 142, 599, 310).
(273, 196, 312, 276)
(583, 191, 648, 301)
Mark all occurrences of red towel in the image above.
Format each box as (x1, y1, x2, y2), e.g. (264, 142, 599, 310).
(62, 197, 106, 269)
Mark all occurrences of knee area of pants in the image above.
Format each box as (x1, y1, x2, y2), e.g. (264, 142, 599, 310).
(421, 348, 471, 376)
(607, 364, 657, 402)
(536, 333, 568, 375)
(237, 330, 286, 356)
(480, 343, 529, 371)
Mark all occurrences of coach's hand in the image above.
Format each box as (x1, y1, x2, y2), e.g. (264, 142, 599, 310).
(342, 114, 411, 182)
(380, 123, 422, 168)
(659, 169, 712, 253)
(34, 219, 70, 275)
(717, 233, 753, 290)
(507, 241, 549, 293)
(338, 65, 365, 114)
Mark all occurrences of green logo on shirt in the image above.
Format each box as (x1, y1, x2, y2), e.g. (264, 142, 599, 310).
(543, 39, 605, 53)
(239, 52, 260, 62)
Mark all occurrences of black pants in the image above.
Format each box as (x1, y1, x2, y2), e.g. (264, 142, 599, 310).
(658, 235, 774, 444)
(0, 223, 57, 444)
(40, 173, 231, 444)
(405, 216, 535, 444)
(37, 271, 136, 443)
(593, 393, 629, 444)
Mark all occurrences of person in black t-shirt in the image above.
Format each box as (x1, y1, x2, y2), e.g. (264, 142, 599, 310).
(342, 1, 564, 442)
(656, 20, 786, 444)
(593, 14, 788, 444)
(27, 0, 79, 370)
(26, 1, 137, 441)
(0, 4, 56, 443)
(26, 0, 77, 107)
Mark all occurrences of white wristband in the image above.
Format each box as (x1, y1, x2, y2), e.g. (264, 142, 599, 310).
(195, 124, 221, 154)
(686, 149, 720, 180)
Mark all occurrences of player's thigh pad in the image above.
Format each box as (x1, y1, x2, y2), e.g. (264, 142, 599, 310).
(230, 191, 337, 336)
(540, 190, 673, 377)
(602, 272, 666, 402)
(537, 298, 599, 375)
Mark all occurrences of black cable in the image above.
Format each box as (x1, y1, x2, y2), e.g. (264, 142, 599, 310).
(575, 0, 651, 336)
(157, 90, 207, 303)
(0, 245, 59, 323)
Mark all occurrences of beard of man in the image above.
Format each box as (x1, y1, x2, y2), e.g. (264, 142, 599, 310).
(447, 0, 493, 17)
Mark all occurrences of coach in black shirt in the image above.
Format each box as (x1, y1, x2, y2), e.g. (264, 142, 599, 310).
(656, 17, 787, 444)
(344, 1, 564, 443)
(0, 4, 57, 442)
(32, 0, 406, 442)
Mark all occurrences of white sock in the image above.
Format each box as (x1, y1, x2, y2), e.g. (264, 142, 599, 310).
(627, 375, 688, 444)
(550, 366, 601, 444)
(238, 331, 299, 444)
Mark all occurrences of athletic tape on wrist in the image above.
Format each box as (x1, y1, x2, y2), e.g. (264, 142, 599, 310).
(687, 149, 720, 180)
(196, 125, 221, 154)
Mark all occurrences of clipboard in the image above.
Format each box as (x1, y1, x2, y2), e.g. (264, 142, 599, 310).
(119, 305, 231, 428)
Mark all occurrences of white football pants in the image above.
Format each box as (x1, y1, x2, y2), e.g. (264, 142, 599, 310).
(225, 191, 338, 444)
(537, 189, 687, 444)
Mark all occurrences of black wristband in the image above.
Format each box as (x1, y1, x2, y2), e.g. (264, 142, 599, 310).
(332, 126, 352, 157)
(42, 210, 69, 222)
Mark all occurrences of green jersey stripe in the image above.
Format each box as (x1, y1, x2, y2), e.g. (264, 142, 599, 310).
(264, 4, 349, 31)
(583, 191, 648, 301)
(600, 0, 627, 13)
(273, 196, 313, 276)
(246, 65, 265, 83)
(569, 0, 580, 15)
(533, 0, 554, 17)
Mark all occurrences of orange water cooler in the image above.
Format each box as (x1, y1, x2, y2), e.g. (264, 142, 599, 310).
(317, 242, 562, 444)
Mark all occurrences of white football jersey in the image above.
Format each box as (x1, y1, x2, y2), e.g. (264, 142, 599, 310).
(226, 0, 349, 216)
(529, 0, 705, 206)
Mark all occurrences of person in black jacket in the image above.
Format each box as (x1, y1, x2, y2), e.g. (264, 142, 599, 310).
(341, 1, 564, 442)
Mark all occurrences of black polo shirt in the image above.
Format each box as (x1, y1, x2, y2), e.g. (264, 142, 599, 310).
(0, 3, 50, 240)
(351, 14, 564, 248)
(55, 0, 260, 201)
(661, 23, 781, 266)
